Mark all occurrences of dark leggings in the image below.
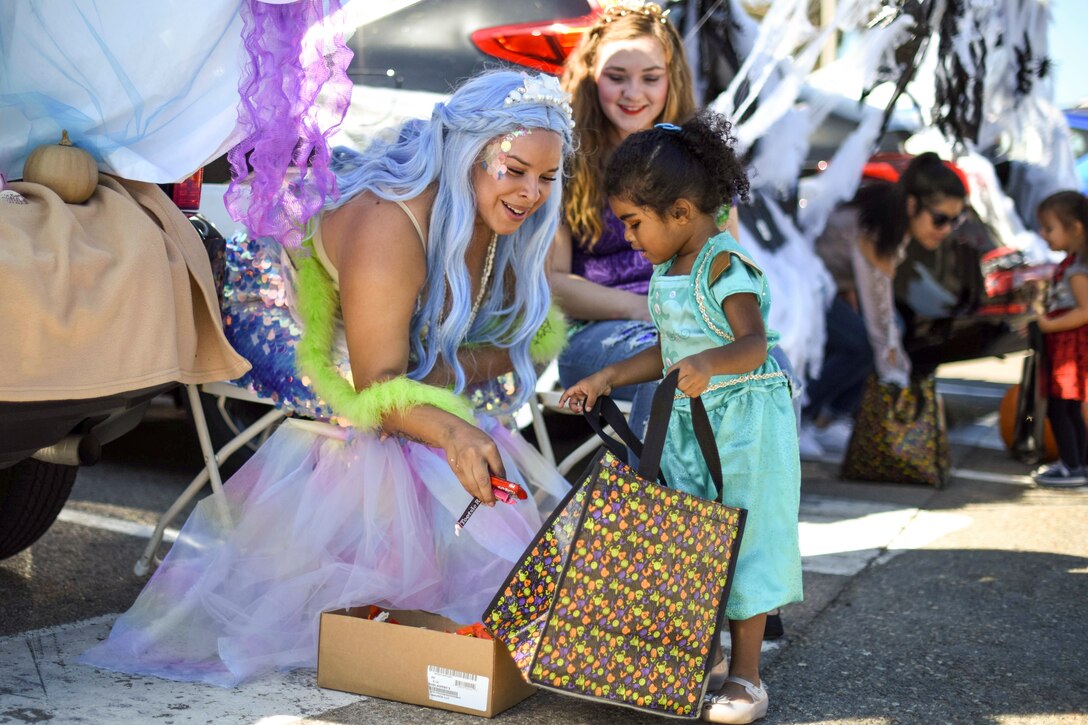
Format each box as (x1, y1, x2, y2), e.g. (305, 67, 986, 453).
(1047, 397, 1087, 470)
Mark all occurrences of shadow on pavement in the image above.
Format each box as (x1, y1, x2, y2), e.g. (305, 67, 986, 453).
(312, 548, 1087, 725)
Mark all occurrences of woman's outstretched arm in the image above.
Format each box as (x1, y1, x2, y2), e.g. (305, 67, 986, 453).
(326, 194, 502, 504)
(548, 224, 652, 321)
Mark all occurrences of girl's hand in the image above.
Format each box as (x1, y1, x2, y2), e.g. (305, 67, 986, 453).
(668, 352, 715, 398)
(442, 420, 504, 506)
(559, 372, 613, 414)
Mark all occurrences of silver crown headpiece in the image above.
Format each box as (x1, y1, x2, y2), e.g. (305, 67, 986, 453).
(503, 73, 574, 127)
(601, 0, 669, 24)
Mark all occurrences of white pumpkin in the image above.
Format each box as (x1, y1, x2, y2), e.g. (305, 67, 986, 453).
(22, 130, 99, 204)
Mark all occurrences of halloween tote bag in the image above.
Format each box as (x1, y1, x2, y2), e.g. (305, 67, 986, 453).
(483, 371, 746, 719)
(841, 374, 950, 487)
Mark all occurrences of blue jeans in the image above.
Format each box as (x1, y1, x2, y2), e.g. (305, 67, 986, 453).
(804, 295, 876, 421)
(558, 320, 659, 442)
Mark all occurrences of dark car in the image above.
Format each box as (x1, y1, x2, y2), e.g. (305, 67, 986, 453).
(0, 176, 220, 560)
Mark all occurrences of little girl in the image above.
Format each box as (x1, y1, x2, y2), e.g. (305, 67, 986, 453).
(1032, 191, 1088, 487)
(559, 111, 802, 724)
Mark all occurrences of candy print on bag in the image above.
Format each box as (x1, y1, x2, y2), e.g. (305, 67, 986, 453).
(484, 373, 745, 719)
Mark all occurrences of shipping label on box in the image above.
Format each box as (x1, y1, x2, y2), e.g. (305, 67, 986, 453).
(426, 665, 489, 711)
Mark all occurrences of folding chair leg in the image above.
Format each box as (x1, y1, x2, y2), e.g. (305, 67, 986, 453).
(530, 399, 558, 467)
(133, 392, 285, 576)
(557, 425, 619, 476)
(186, 384, 228, 500)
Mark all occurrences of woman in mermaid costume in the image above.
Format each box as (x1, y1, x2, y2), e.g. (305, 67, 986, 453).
(80, 70, 575, 686)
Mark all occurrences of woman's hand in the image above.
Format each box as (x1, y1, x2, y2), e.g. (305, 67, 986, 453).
(559, 371, 613, 414)
(668, 352, 716, 398)
(442, 419, 505, 505)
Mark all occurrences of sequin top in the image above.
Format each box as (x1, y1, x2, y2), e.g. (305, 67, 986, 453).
(570, 207, 653, 294)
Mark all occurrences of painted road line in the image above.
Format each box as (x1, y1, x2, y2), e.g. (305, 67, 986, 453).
(798, 496, 972, 576)
(56, 508, 179, 543)
(0, 615, 359, 725)
(57, 495, 943, 580)
(950, 468, 1034, 486)
(799, 497, 917, 576)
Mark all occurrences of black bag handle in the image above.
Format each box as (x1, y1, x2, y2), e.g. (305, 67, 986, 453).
(638, 370, 723, 499)
(584, 395, 644, 463)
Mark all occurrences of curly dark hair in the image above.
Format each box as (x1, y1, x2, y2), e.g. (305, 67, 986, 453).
(603, 109, 750, 217)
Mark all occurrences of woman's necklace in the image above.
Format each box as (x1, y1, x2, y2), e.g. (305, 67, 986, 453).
(467, 232, 498, 328)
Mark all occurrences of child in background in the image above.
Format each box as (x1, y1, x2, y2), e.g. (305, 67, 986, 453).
(1032, 191, 1088, 487)
(559, 111, 802, 724)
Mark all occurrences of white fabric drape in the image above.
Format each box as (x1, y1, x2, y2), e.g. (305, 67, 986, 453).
(0, 0, 246, 182)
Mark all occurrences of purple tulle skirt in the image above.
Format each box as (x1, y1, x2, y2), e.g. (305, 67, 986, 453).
(80, 416, 569, 686)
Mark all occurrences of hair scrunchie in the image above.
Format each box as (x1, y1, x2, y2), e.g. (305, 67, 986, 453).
(294, 253, 475, 430)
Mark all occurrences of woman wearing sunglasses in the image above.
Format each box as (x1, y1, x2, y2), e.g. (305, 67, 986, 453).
(802, 152, 968, 452)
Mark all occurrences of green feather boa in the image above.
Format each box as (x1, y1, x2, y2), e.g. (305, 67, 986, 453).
(293, 254, 475, 430)
(530, 303, 568, 363)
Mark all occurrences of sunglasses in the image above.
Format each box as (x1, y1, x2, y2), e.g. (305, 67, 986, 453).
(924, 205, 966, 230)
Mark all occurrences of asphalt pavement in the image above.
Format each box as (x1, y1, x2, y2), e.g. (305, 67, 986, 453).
(301, 354, 1088, 724)
(2, 353, 1087, 724)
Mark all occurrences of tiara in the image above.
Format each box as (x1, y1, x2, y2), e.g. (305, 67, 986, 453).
(600, 0, 669, 24)
(503, 73, 574, 125)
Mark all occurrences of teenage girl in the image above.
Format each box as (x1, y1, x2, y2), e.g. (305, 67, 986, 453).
(1032, 191, 1088, 487)
(549, 1, 733, 440)
(560, 111, 802, 724)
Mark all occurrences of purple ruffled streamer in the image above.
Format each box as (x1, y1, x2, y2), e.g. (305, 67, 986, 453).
(225, 0, 353, 249)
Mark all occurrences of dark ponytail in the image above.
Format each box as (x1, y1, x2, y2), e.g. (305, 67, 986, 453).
(856, 152, 967, 258)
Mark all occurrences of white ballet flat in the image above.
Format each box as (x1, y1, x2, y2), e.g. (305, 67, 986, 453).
(706, 656, 728, 693)
(701, 675, 769, 724)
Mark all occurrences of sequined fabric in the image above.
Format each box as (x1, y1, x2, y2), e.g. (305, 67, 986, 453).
(221, 232, 347, 422)
(219, 233, 521, 424)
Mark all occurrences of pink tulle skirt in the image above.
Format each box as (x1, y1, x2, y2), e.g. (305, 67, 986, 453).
(80, 416, 569, 686)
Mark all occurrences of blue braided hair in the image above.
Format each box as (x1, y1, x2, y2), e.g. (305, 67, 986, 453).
(326, 70, 575, 406)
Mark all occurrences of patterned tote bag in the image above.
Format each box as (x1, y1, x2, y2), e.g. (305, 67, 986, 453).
(841, 374, 950, 487)
(483, 371, 746, 719)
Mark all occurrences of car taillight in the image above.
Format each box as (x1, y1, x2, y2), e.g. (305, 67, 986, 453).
(470, 8, 601, 76)
(171, 167, 203, 213)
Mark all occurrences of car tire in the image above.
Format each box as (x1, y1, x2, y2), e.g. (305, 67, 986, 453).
(0, 458, 79, 559)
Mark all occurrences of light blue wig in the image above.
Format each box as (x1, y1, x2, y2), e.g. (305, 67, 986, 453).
(327, 70, 575, 406)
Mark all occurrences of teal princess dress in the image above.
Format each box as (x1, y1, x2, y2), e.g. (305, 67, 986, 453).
(649, 232, 802, 620)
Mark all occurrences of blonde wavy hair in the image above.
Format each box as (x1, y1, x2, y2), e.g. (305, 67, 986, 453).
(561, 10, 696, 249)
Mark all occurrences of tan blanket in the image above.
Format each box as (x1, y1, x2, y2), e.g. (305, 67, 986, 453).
(0, 175, 250, 401)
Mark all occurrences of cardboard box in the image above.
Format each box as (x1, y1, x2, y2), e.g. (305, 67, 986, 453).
(317, 607, 536, 718)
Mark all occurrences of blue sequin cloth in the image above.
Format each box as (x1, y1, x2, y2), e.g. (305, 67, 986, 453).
(220, 233, 520, 425)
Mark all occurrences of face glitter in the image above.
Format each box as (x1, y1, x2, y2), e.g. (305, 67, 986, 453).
(481, 127, 532, 181)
